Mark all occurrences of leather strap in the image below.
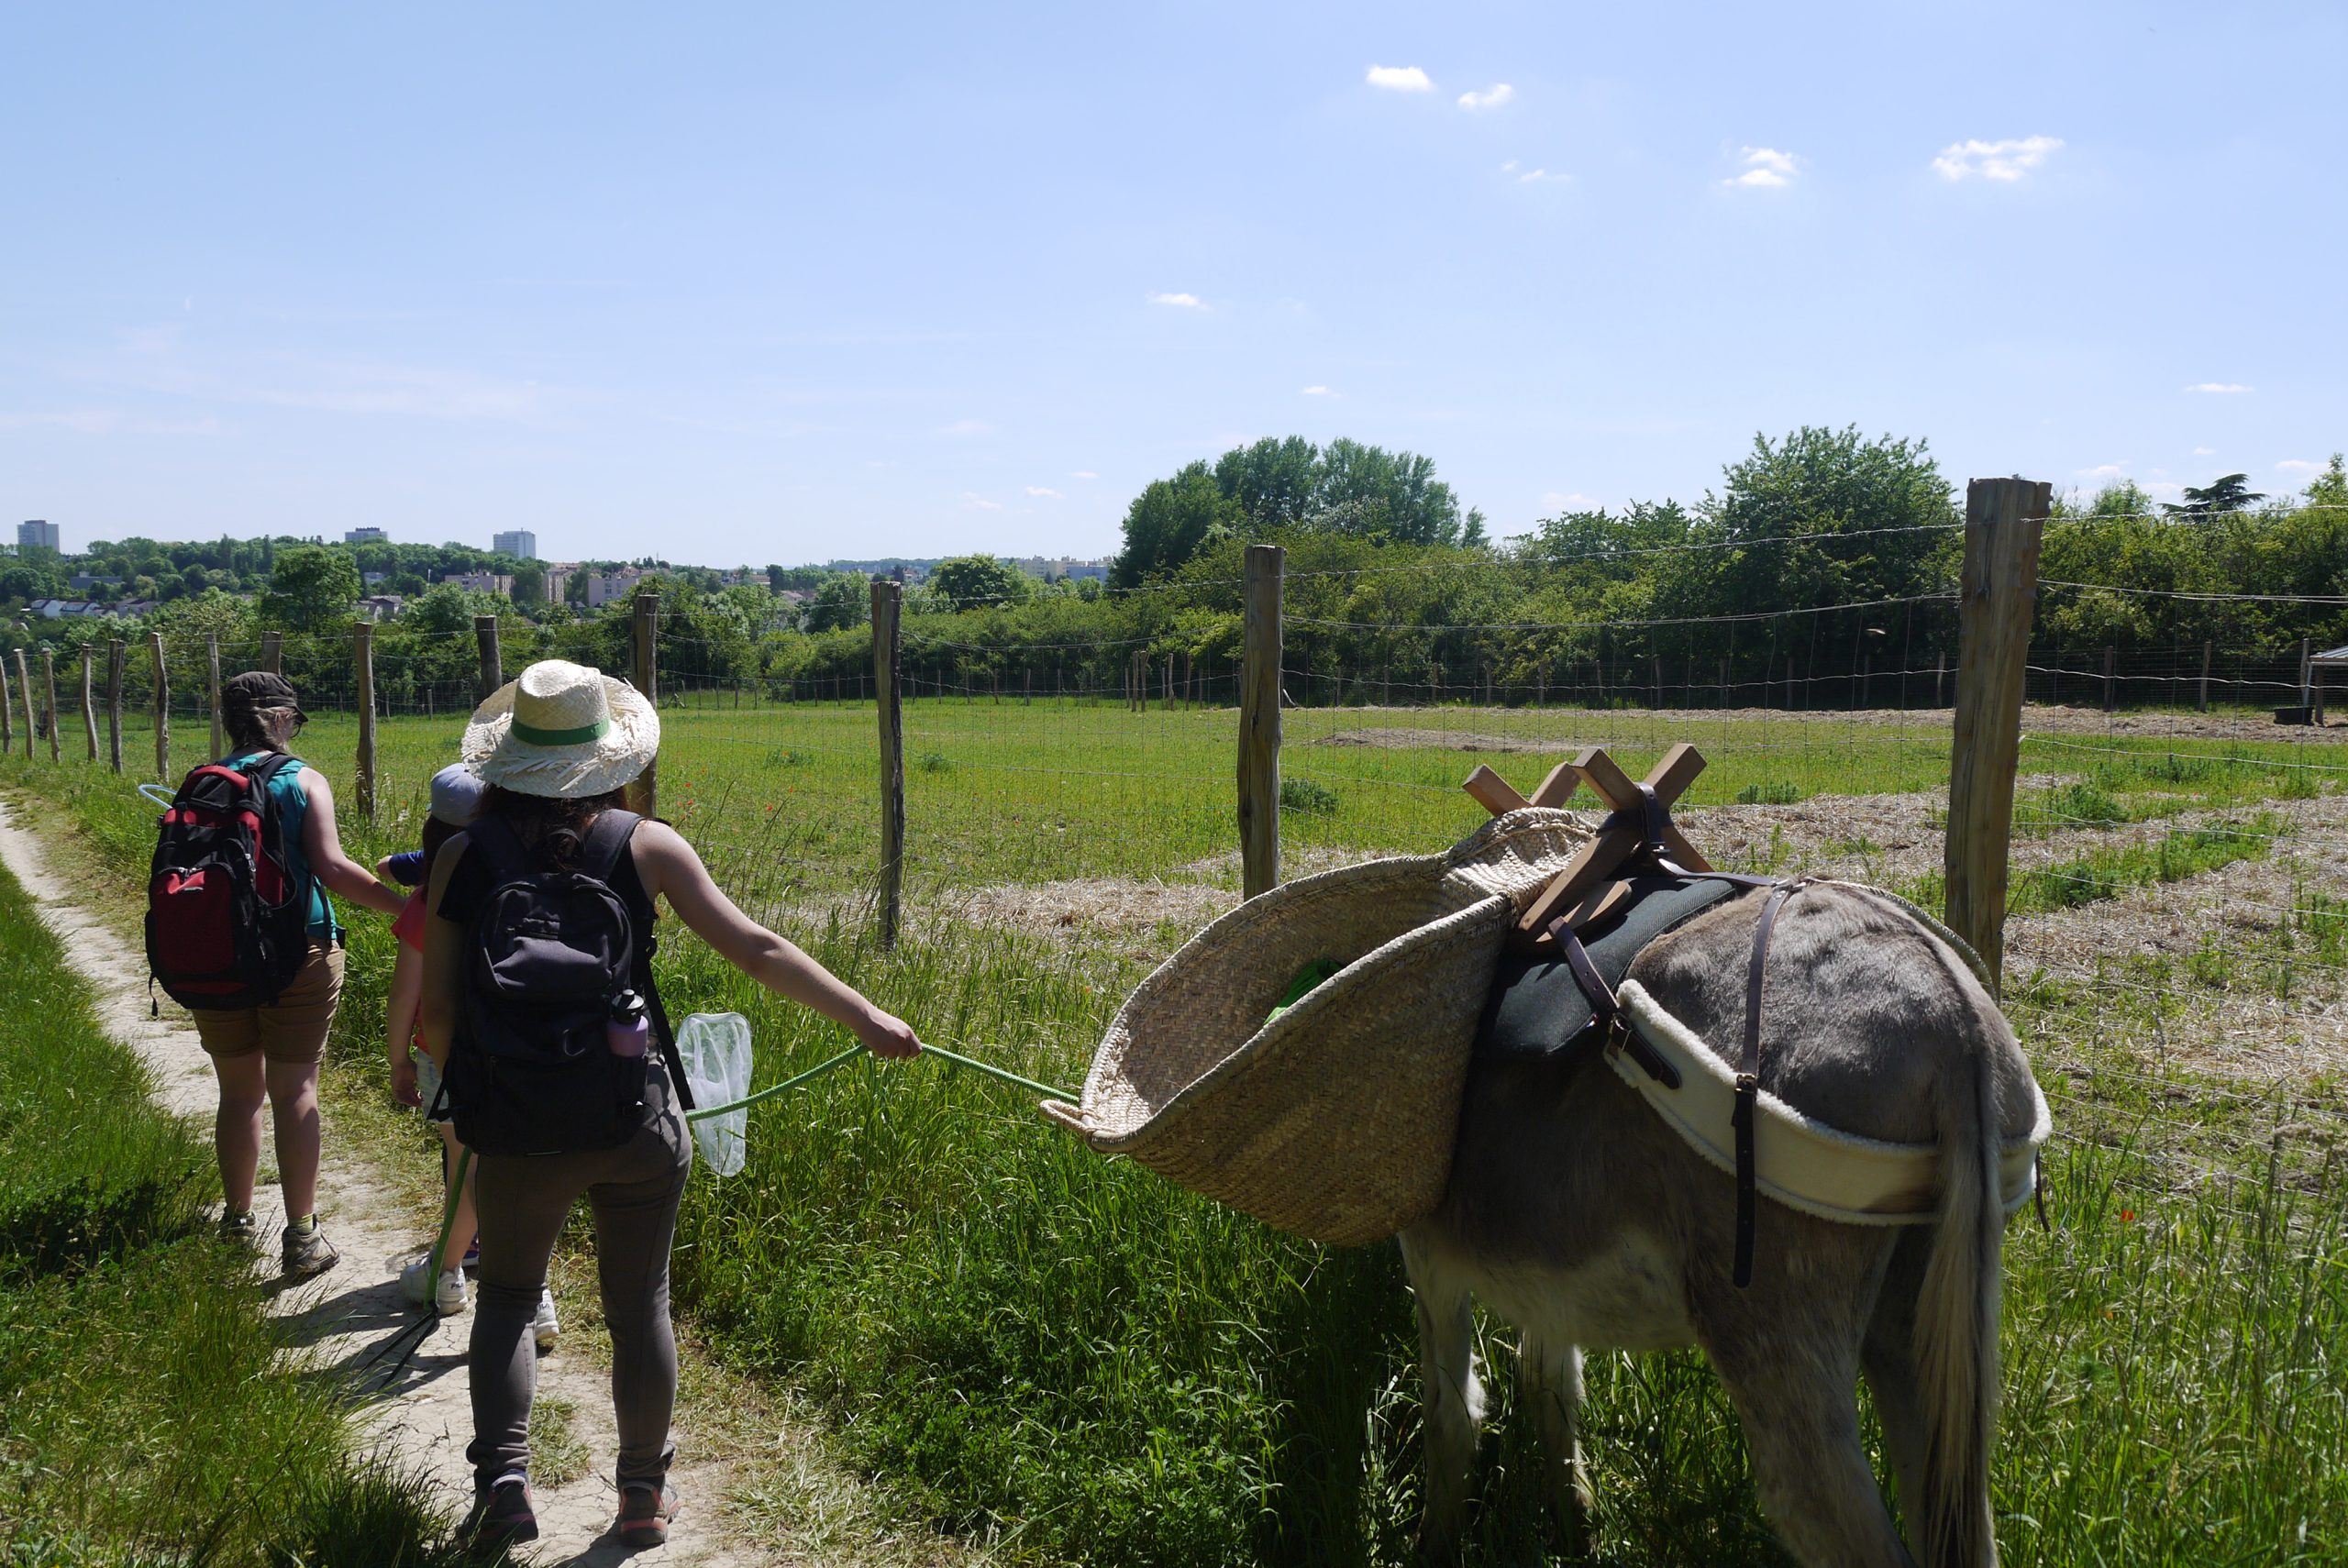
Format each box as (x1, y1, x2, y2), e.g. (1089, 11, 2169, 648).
(1733, 878, 1812, 1287)
(1545, 916, 1681, 1089)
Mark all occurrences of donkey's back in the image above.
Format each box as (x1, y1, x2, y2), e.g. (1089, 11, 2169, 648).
(1401, 882, 2041, 1568)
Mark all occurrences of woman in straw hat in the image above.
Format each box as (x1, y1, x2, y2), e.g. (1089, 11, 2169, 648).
(416, 659, 920, 1551)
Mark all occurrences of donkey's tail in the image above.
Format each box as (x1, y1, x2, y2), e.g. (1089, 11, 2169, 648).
(1912, 1043, 2004, 1568)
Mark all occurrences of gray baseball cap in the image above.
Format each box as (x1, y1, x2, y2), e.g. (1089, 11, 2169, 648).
(428, 763, 486, 826)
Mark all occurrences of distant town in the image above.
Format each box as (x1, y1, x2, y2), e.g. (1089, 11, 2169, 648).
(5, 517, 1109, 627)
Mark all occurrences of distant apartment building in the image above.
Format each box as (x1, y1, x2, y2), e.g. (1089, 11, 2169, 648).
(357, 594, 404, 623)
(1014, 555, 1110, 582)
(442, 570, 514, 597)
(493, 529, 537, 559)
(17, 520, 60, 552)
(542, 563, 576, 605)
(584, 567, 647, 608)
(345, 526, 389, 545)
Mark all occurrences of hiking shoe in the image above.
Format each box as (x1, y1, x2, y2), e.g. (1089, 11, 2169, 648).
(401, 1259, 470, 1315)
(281, 1220, 339, 1277)
(458, 1475, 537, 1551)
(218, 1209, 257, 1242)
(531, 1288, 559, 1353)
(614, 1481, 679, 1550)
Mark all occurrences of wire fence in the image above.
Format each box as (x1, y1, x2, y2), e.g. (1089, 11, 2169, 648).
(7, 511, 2347, 1208)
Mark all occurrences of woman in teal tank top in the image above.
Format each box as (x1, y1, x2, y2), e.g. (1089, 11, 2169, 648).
(188, 672, 404, 1276)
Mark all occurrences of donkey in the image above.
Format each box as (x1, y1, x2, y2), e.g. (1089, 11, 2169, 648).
(1399, 882, 2043, 1568)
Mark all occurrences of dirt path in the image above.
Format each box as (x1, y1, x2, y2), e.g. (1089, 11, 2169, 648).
(0, 796, 827, 1566)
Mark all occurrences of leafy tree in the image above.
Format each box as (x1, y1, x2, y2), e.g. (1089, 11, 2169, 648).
(1111, 462, 1242, 588)
(2299, 454, 2347, 510)
(2163, 473, 2265, 517)
(1, 564, 58, 604)
(1114, 436, 1477, 586)
(260, 546, 360, 631)
(930, 555, 1033, 613)
(510, 561, 547, 606)
(803, 574, 870, 633)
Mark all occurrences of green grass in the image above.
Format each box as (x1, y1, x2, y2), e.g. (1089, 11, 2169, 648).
(2010, 814, 2281, 915)
(8, 701, 2347, 1565)
(0, 856, 460, 1567)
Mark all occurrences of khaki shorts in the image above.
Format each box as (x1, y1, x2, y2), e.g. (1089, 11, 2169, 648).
(191, 941, 346, 1066)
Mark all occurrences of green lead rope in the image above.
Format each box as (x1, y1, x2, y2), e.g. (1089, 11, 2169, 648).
(683, 1040, 1075, 1122)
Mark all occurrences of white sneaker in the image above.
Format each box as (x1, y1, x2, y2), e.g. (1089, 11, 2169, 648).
(399, 1258, 471, 1316)
(531, 1288, 559, 1352)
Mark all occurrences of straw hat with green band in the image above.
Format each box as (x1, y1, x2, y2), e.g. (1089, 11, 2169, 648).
(462, 659, 660, 799)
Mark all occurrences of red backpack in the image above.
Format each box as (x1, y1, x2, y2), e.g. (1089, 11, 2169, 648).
(145, 753, 316, 1010)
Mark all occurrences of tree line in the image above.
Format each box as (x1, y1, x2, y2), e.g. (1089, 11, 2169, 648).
(7, 429, 2344, 717)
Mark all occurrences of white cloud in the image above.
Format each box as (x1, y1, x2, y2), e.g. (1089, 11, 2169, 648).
(1367, 64, 1433, 92)
(1726, 147, 1798, 187)
(2077, 463, 2128, 479)
(1301, 385, 1339, 397)
(2185, 382, 2251, 394)
(1513, 166, 1569, 183)
(2193, 446, 2216, 455)
(961, 491, 1003, 511)
(1024, 485, 1064, 498)
(1146, 291, 1205, 310)
(1542, 491, 1602, 511)
(1457, 83, 1513, 110)
(939, 417, 990, 436)
(1071, 470, 1099, 480)
(2277, 458, 2325, 474)
(1932, 135, 2063, 182)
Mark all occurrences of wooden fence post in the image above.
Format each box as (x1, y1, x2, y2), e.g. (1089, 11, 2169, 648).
(261, 631, 282, 675)
(42, 650, 60, 764)
(354, 623, 378, 822)
(0, 652, 11, 755)
(149, 632, 169, 780)
(2102, 646, 2116, 714)
(206, 634, 224, 758)
(871, 580, 905, 948)
(2198, 639, 2213, 713)
(2299, 636, 2313, 712)
(475, 614, 503, 705)
(106, 640, 125, 774)
(80, 648, 97, 760)
(629, 593, 659, 817)
(1944, 476, 2050, 993)
(9, 650, 30, 759)
(1239, 543, 1284, 900)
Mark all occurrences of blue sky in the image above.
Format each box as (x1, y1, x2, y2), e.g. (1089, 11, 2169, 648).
(4, 2, 2342, 565)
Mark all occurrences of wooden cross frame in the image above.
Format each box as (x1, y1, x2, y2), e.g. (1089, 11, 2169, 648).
(1464, 743, 1713, 953)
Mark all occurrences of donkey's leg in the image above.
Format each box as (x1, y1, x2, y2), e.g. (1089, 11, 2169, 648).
(1520, 1331, 1593, 1559)
(1700, 1267, 1914, 1568)
(1860, 1228, 1934, 1533)
(1400, 1234, 1482, 1565)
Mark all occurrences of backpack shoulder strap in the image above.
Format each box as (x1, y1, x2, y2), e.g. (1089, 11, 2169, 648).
(249, 751, 303, 785)
(578, 809, 641, 884)
(465, 812, 533, 885)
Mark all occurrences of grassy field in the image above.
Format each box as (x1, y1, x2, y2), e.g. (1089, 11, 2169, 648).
(0, 856, 460, 1567)
(6, 698, 2346, 1565)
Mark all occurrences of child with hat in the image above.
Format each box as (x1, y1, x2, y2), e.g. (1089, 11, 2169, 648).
(384, 763, 558, 1345)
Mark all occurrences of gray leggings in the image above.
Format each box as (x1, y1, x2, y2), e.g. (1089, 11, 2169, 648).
(466, 1075, 693, 1490)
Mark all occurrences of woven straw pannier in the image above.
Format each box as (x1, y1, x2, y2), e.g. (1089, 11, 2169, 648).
(1042, 810, 1590, 1245)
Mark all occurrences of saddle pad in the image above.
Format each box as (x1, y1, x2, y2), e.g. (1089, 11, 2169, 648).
(1474, 874, 1744, 1066)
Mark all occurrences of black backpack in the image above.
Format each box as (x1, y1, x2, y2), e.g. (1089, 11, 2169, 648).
(146, 752, 315, 1010)
(436, 809, 693, 1157)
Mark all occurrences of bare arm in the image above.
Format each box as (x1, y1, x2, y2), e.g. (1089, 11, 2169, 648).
(299, 771, 404, 917)
(417, 837, 470, 1070)
(633, 819, 919, 1058)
